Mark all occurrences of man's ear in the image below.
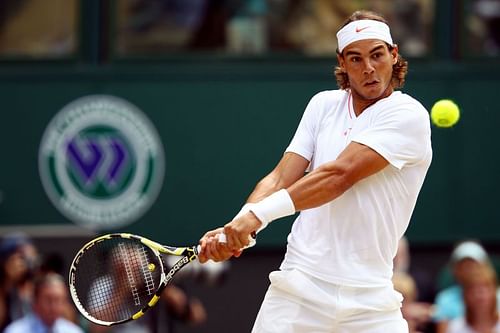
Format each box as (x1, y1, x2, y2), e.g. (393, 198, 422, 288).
(391, 45, 399, 65)
(337, 53, 346, 72)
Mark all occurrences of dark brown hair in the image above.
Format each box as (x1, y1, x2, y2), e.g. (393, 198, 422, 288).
(334, 10, 408, 90)
(463, 263, 498, 324)
(33, 273, 65, 298)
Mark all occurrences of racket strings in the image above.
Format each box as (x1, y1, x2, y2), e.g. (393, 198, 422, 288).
(73, 237, 162, 323)
(117, 242, 141, 306)
(138, 246, 155, 297)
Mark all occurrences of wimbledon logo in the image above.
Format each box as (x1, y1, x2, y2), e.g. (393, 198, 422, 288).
(39, 95, 165, 230)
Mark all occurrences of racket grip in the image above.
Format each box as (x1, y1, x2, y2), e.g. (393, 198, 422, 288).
(217, 233, 227, 243)
(217, 233, 256, 249)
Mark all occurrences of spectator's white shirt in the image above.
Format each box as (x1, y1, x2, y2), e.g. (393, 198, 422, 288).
(4, 313, 83, 333)
(446, 317, 500, 333)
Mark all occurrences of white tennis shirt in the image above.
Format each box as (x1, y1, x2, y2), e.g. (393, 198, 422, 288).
(282, 89, 432, 287)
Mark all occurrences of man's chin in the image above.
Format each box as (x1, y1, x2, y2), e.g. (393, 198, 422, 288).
(353, 85, 391, 101)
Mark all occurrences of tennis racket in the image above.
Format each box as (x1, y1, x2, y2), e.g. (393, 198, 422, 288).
(69, 232, 253, 326)
(68, 233, 205, 326)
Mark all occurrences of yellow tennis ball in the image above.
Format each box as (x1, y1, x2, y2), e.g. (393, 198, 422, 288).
(148, 263, 156, 271)
(430, 99, 460, 128)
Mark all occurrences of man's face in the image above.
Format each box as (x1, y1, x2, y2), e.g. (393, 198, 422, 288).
(337, 39, 398, 101)
(454, 258, 481, 284)
(34, 281, 69, 327)
(464, 279, 497, 309)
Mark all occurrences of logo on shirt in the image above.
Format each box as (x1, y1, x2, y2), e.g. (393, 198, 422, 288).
(39, 95, 165, 230)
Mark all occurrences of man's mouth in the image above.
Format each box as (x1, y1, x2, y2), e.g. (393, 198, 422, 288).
(364, 80, 379, 87)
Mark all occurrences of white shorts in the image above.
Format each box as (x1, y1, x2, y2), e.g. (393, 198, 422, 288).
(252, 269, 408, 333)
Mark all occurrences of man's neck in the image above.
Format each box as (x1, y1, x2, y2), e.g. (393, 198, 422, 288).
(351, 86, 394, 116)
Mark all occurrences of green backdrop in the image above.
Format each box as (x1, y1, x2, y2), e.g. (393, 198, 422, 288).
(0, 60, 499, 246)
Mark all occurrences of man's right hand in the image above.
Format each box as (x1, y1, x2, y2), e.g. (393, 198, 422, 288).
(198, 228, 242, 263)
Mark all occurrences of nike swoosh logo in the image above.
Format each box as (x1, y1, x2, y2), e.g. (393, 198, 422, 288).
(355, 26, 369, 33)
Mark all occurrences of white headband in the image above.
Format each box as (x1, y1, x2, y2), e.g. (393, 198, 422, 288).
(336, 19, 393, 53)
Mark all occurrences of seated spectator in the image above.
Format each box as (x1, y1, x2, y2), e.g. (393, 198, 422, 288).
(0, 233, 39, 330)
(393, 271, 433, 333)
(394, 236, 436, 303)
(4, 273, 83, 333)
(446, 263, 500, 333)
(394, 236, 411, 273)
(393, 237, 434, 332)
(434, 240, 498, 333)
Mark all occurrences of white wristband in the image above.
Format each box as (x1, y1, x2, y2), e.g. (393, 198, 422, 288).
(233, 203, 256, 220)
(250, 189, 295, 232)
(229, 202, 258, 248)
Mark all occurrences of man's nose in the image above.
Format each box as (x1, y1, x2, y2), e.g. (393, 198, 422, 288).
(363, 59, 375, 74)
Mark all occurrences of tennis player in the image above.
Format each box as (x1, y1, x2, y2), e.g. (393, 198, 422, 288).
(199, 10, 432, 333)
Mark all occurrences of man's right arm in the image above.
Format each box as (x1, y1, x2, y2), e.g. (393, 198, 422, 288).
(246, 152, 310, 204)
(198, 152, 309, 262)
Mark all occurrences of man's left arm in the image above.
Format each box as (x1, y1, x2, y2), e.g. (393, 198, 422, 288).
(220, 142, 388, 254)
(287, 141, 388, 211)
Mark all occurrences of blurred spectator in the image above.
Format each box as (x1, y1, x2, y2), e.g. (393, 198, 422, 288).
(4, 273, 83, 333)
(0, 0, 77, 57)
(273, 0, 433, 56)
(148, 259, 228, 332)
(39, 252, 66, 276)
(394, 236, 412, 273)
(0, 233, 39, 330)
(39, 252, 81, 325)
(393, 237, 434, 332)
(151, 284, 207, 332)
(226, 0, 268, 54)
(467, 0, 500, 56)
(280, 0, 358, 55)
(116, 0, 211, 54)
(433, 240, 500, 333)
(115, 0, 434, 57)
(446, 263, 500, 333)
(391, 0, 433, 57)
(394, 236, 436, 303)
(393, 271, 434, 333)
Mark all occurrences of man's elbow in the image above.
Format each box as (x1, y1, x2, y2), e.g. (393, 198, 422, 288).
(322, 164, 355, 195)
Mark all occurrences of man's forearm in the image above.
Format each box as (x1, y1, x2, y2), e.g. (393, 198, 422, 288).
(246, 173, 284, 203)
(246, 152, 310, 203)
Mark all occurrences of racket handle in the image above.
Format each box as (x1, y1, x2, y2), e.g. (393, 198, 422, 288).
(217, 233, 227, 243)
(217, 233, 256, 249)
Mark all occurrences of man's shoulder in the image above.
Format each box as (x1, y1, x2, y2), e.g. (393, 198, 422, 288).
(388, 91, 427, 111)
(305, 90, 347, 115)
(374, 91, 429, 124)
(4, 316, 31, 333)
(447, 317, 468, 331)
(436, 284, 462, 302)
(310, 89, 346, 103)
(54, 317, 85, 333)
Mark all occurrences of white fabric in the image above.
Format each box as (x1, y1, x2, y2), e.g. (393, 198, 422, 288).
(250, 189, 295, 231)
(252, 269, 407, 333)
(336, 19, 393, 53)
(228, 203, 258, 248)
(233, 203, 256, 220)
(446, 317, 500, 333)
(282, 89, 432, 288)
(4, 314, 84, 333)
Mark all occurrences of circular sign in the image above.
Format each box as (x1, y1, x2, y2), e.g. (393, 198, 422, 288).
(39, 95, 165, 230)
